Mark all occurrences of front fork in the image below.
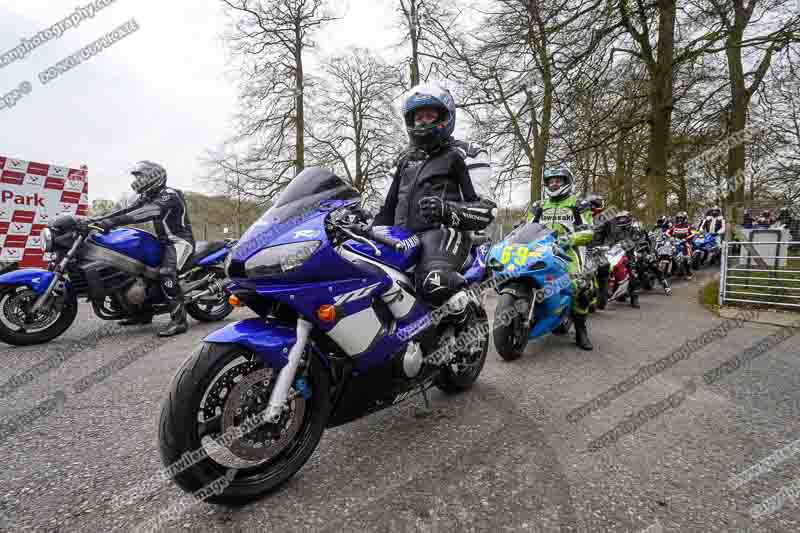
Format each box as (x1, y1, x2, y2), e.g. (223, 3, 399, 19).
(263, 318, 313, 423)
(30, 235, 84, 316)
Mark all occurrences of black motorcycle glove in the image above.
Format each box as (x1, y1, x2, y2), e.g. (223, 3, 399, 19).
(419, 196, 453, 225)
(93, 218, 116, 233)
(419, 196, 496, 230)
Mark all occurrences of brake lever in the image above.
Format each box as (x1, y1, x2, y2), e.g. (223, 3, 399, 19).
(336, 223, 381, 257)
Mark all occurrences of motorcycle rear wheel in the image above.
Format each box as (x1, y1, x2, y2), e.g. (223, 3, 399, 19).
(0, 286, 78, 346)
(185, 300, 234, 322)
(158, 342, 330, 504)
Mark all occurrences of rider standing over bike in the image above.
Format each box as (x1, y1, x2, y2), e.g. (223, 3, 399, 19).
(93, 161, 195, 337)
(700, 206, 726, 240)
(666, 211, 695, 280)
(372, 84, 496, 318)
(591, 210, 642, 308)
(655, 215, 672, 233)
(528, 168, 594, 350)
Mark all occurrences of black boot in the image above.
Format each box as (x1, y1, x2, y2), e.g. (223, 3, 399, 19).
(118, 313, 153, 326)
(158, 303, 188, 337)
(629, 290, 640, 308)
(596, 271, 609, 310)
(573, 313, 593, 351)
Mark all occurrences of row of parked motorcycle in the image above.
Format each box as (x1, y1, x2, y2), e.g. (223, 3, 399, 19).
(484, 216, 724, 360)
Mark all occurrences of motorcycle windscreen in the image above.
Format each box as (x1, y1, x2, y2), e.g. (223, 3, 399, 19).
(506, 222, 554, 245)
(232, 168, 360, 260)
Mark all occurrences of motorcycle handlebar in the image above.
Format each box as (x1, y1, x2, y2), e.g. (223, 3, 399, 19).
(341, 223, 404, 251)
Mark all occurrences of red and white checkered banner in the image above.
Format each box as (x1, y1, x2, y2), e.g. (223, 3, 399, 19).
(0, 155, 89, 268)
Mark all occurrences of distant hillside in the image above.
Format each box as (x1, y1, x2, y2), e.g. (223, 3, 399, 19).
(90, 192, 265, 242)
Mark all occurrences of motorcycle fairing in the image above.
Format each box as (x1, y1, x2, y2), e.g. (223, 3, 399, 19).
(487, 224, 573, 340)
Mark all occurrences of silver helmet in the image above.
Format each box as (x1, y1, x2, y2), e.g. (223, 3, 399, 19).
(130, 160, 167, 195)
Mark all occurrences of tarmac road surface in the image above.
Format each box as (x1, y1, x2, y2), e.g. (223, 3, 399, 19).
(0, 270, 798, 532)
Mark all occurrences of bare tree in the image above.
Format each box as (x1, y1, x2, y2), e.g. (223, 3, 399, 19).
(217, 0, 337, 202)
(700, 0, 800, 208)
(429, 0, 616, 206)
(306, 49, 406, 207)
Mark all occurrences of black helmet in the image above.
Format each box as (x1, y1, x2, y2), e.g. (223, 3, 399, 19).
(588, 194, 604, 209)
(709, 205, 721, 217)
(401, 84, 456, 152)
(656, 215, 667, 227)
(614, 210, 633, 229)
(675, 211, 688, 225)
(130, 161, 167, 196)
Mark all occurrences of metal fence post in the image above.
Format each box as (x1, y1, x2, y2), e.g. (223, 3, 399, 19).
(719, 242, 728, 307)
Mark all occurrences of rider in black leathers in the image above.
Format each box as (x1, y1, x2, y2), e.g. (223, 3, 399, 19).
(93, 161, 195, 337)
(591, 210, 641, 308)
(372, 84, 496, 313)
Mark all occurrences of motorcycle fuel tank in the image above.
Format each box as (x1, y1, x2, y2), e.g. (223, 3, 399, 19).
(90, 228, 163, 268)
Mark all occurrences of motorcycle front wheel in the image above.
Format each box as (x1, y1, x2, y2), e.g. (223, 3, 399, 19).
(0, 286, 78, 346)
(436, 306, 489, 392)
(158, 342, 330, 504)
(493, 293, 528, 361)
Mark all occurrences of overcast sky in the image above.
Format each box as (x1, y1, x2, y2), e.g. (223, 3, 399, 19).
(0, 0, 402, 202)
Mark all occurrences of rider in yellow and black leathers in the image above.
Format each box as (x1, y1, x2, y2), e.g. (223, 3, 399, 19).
(528, 167, 594, 350)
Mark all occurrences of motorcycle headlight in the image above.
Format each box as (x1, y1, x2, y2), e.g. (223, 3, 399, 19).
(244, 241, 321, 278)
(41, 228, 53, 252)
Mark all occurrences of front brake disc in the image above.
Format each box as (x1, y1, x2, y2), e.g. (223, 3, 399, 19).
(221, 367, 306, 462)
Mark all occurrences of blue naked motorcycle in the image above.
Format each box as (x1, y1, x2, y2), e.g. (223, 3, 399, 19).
(0, 215, 235, 346)
(157, 167, 492, 503)
(485, 221, 574, 361)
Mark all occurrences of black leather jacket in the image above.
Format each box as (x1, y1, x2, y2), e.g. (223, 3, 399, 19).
(592, 219, 641, 250)
(373, 140, 494, 233)
(101, 187, 194, 245)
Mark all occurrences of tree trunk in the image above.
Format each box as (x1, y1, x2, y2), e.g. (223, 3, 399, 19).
(530, 81, 551, 204)
(624, 139, 636, 211)
(409, 0, 420, 86)
(678, 162, 687, 211)
(528, 6, 553, 206)
(613, 129, 627, 208)
(644, 0, 676, 223)
(294, 32, 305, 174)
(725, 24, 747, 208)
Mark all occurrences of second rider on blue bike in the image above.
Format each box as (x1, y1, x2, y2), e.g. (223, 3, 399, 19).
(91, 161, 195, 337)
(371, 84, 496, 321)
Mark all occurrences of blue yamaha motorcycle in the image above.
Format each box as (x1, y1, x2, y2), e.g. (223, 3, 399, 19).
(157, 167, 491, 503)
(691, 231, 721, 270)
(0, 216, 234, 346)
(485, 222, 574, 361)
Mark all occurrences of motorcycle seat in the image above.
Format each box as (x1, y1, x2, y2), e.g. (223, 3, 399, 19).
(188, 241, 228, 266)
